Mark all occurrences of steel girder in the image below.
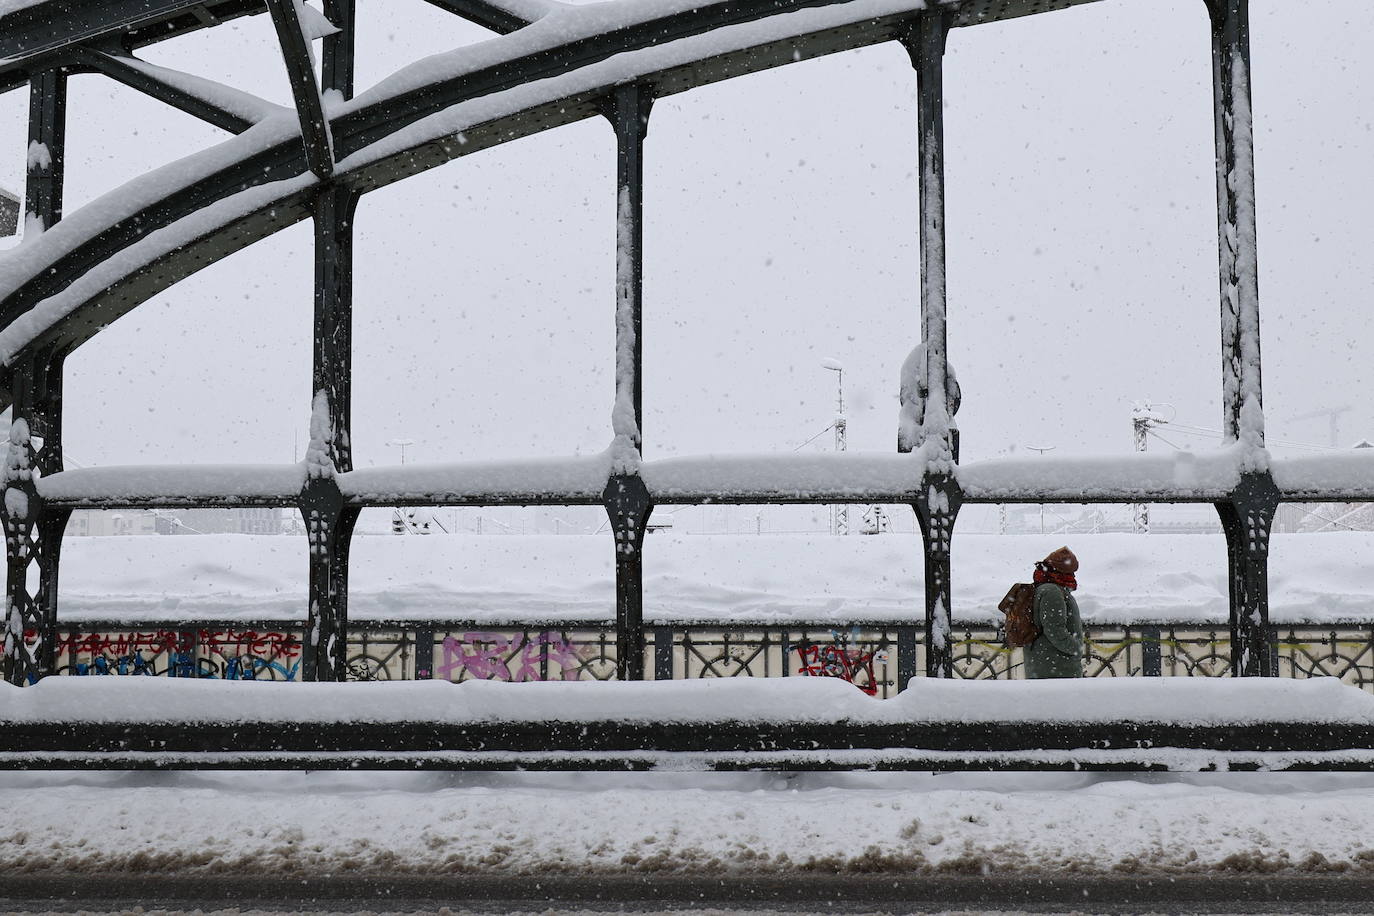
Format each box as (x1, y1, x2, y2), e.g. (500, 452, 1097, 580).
(0, 0, 1292, 686)
(0, 0, 1114, 393)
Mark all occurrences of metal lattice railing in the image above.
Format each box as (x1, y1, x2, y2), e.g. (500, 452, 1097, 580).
(33, 621, 1374, 697)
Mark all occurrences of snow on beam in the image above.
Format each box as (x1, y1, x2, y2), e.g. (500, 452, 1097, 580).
(337, 455, 614, 505)
(72, 49, 285, 135)
(36, 448, 1374, 509)
(1272, 451, 1374, 501)
(420, 0, 564, 34)
(956, 449, 1245, 503)
(36, 464, 306, 507)
(641, 452, 931, 503)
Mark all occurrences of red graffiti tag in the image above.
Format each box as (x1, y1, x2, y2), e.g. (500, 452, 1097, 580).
(795, 644, 879, 696)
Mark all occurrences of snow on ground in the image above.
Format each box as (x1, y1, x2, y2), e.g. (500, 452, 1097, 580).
(49, 531, 1374, 625)
(5, 769, 1374, 878)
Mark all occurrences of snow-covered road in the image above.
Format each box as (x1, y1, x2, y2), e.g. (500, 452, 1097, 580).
(5, 770, 1374, 878)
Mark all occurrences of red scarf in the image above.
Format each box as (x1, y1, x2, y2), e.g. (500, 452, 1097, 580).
(1034, 565, 1078, 591)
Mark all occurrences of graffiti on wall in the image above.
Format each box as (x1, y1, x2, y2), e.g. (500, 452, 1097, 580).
(46, 629, 302, 680)
(795, 643, 881, 696)
(437, 630, 591, 682)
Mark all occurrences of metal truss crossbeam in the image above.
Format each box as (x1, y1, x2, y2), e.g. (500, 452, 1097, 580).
(0, 0, 267, 94)
(71, 49, 263, 134)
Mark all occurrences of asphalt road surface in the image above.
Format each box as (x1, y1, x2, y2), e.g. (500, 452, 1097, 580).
(8, 874, 1374, 914)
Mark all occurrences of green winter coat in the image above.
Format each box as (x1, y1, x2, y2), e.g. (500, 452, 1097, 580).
(1025, 582, 1084, 679)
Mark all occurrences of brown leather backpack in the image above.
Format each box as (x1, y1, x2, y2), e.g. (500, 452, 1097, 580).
(998, 582, 1040, 648)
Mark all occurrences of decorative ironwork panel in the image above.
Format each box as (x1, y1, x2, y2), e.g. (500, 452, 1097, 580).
(1276, 626, 1374, 690)
(949, 626, 1014, 680)
(1157, 627, 1234, 678)
(40, 621, 1374, 695)
(345, 628, 414, 681)
(669, 626, 902, 698)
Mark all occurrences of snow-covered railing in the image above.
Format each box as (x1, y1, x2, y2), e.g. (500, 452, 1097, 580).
(32, 449, 1374, 508)
(0, 0, 1327, 692)
(32, 617, 1374, 699)
(4, 677, 1374, 771)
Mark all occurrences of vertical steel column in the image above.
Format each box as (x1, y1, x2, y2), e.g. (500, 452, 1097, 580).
(1216, 473, 1280, 676)
(1207, 0, 1276, 675)
(902, 14, 960, 678)
(901, 13, 956, 462)
(299, 9, 356, 682)
(603, 84, 654, 680)
(301, 186, 359, 683)
(3, 70, 69, 685)
(1207, 0, 1265, 449)
(24, 69, 66, 232)
(2, 355, 69, 685)
(913, 478, 961, 679)
(604, 475, 652, 680)
(322, 0, 355, 101)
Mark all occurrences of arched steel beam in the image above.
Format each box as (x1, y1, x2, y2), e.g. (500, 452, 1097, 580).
(0, 0, 1111, 407)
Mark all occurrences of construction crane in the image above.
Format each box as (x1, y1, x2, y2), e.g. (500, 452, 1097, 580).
(1287, 406, 1352, 448)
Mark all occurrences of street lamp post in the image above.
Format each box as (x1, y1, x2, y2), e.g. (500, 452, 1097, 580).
(385, 438, 415, 465)
(822, 359, 847, 536)
(1026, 444, 1055, 534)
(386, 438, 416, 534)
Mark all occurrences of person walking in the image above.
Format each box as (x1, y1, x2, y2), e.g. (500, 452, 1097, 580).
(1025, 546, 1084, 679)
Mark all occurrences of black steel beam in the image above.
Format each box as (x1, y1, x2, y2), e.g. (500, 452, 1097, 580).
(604, 474, 652, 680)
(900, 12, 955, 460)
(420, 0, 536, 35)
(1, 354, 68, 686)
(72, 49, 256, 134)
(38, 481, 1374, 510)
(2, 718, 1372, 757)
(1216, 471, 1280, 677)
(264, 0, 333, 179)
(25, 69, 66, 231)
(606, 83, 652, 455)
(299, 0, 356, 679)
(0, 0, 1114, 373)
(0, 0, 266, 94)
(1209, 0, 1265, 448)
(322, 0, 355, 100)
(914, 474, 961, 679)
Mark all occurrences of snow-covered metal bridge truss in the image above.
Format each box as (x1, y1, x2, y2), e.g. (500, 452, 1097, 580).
(0, 0, 1363, 688)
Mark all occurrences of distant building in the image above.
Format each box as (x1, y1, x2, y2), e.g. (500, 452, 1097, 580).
(164, 508, 284, 535)
(67, 510, 159, 537)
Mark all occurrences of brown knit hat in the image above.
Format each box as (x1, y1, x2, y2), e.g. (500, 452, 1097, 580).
(1041, 546, 1079, 575)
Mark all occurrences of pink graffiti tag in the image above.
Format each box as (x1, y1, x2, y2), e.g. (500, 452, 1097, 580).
(795, 644, 879, 696)
(437, 631, 585, 682)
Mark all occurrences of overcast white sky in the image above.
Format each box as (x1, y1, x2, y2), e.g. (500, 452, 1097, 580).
(0, 0, 1369, 479)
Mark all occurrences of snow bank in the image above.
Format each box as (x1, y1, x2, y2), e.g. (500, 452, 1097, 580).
(7, 768, 1374, 878)
(49, 531, 1374, 626)
(2, 675, 1370, 725)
